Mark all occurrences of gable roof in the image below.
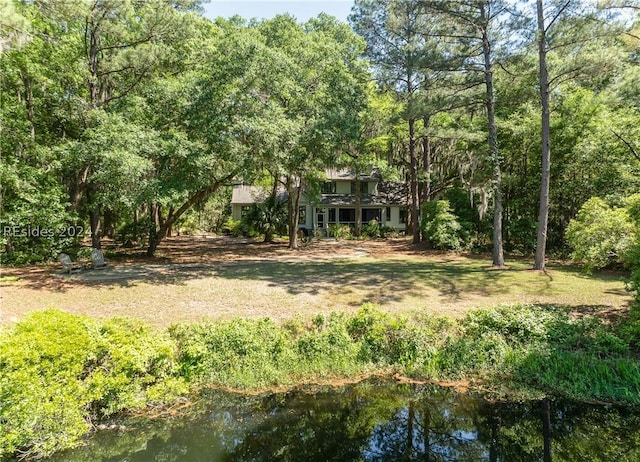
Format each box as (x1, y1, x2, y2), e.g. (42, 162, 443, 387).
(324, 168, 381, 182)
(231, 185, 287, 204)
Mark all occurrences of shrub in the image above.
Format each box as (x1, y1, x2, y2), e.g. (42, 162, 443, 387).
(463, 304, 557, 345)
(242, 196, 288, 242)
(565, 197, 636, 272)
(346, 303, 418, 365)
(328, 224, 352, 240)
(0, 310, 98, 459)
(362, 219, 381, 238)
(420, 201, 462, 250)
(170, 318, 292, 387)
(223, 218, 244, 237)
(0, 310, 186, 460)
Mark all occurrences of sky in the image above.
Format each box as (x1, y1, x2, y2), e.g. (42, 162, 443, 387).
(202, 0, 354, 23)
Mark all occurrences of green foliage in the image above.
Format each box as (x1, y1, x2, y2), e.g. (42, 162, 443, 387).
(362, 219, 381, 238)
(328, 223, 352, 240)
(0, 310, 186, 460)
(4, 304, 640, 459)
(346, 303, 417, 365)
(223, 218, 245, 237)
(242, 196, 288, 241)
(420, 201, 462, 250)
(566, 197, 636, 271)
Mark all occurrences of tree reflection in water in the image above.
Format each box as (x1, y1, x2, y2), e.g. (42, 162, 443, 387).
(50, 379, 640, 462)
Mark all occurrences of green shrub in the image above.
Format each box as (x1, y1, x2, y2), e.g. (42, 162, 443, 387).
(242, 196, 288, 242)
(0, 310, 186, 460)
(420, 201, 462, 250)
(223, 218, 244, 237)
(0, 310, 98, 459)
(170, 318, 292, 387)
(565, 197, 635, 272)
(463, 304, 558, 345)
(328, 224, 352, 240)
(346, 303, 418, 365)
(362, 219, 381, 238)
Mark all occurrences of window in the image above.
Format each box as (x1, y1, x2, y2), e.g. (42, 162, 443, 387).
(241, 206, 250, 218)
(298, 206, 307, 224)
(399, 207, 407, 224)
(321, 181, 337, 194)
(338, 208, 356, 223)
(385, 207, 391, 222)
(362, 209, 381, 223)
(350, 181, 369, 194)
(328, 208, 336, 223)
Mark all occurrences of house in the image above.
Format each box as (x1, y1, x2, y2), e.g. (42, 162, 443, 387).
(231, 169, 408, 235)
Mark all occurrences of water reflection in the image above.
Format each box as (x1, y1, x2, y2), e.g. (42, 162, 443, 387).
(50, 379, 640, 462)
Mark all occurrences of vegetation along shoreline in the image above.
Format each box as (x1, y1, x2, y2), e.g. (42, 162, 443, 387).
(1, 303, 639, 460)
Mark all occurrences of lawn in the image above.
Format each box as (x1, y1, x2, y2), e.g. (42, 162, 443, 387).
(0, 236, 632, 328)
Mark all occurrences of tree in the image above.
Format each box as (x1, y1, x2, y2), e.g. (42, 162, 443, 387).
(350, 0, 439, 244)
(531, 0, 631, 269)
(252, 14, 369, 249)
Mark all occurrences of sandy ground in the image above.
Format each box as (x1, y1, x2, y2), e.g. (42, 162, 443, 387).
(0, 236, 632, 328)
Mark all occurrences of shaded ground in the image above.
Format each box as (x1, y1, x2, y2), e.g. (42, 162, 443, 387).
(0, 236, 632, 328)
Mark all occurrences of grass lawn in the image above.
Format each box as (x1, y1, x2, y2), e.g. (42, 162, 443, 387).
(0, 236, 632, 328)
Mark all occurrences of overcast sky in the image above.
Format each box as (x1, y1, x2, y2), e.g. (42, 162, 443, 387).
(202, 0, 354, 23)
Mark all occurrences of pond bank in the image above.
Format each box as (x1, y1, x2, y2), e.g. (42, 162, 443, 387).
(1, 303, 639, 460)
(49, 378, 640, 462)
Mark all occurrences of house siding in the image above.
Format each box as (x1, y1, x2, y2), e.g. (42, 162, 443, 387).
(230, 170, 407, 234)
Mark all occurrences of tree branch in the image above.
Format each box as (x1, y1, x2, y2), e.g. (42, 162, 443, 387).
(611, 129, 640, 162)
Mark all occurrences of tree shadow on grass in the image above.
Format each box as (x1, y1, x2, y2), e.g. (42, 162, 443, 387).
(210, 259, 522, 305)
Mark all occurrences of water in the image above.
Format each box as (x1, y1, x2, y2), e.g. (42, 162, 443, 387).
(50, 379, 640, 461)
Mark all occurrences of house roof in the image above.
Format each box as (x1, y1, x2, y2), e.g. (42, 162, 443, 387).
(231, 185, 287, 204)
(231, 179, 408, 206)
(325, 168, 381, 181)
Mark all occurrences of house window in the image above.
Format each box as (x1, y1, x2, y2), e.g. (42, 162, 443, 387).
(241, 206, 251, 218)
(328, 208, 336, 223)
(399, 207, 407, 224)
(321, 181, 337, 194)
(362, 209, 381, 223)
(385, 207, 391, 222)
(350, 181, 368, 194)
(338, 208, 356, 223)
(298, 206, 307, 224)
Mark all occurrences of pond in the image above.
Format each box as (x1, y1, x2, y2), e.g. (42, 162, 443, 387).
(50, 379, 640, 461)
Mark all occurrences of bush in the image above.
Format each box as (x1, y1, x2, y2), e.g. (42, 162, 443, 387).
(223, 218, 244, 237)
(420, 201, 462, 250)
(565, 197, 636, 272)
(0, 310, 186, 460)
(362, 219, 381, 238)
(328, 224, 352, 240)
(242, 196, 287, 242)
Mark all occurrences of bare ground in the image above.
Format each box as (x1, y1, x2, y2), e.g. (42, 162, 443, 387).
(0, 236, 632, 328)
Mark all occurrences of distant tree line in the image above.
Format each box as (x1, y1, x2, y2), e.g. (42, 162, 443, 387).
(1, 0, 639, 267)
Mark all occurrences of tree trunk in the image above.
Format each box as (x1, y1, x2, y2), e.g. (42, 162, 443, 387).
(481, 5, 505, 268)
(286, 176, 302, 250)
(103, 209, 116, 238)
(146, 174, 234, 257)
(166, 206, 174, 237)
(354, 175, 362, 237)
(90, 206, 101, 249)
(21, 72, 36, 142)
(421, 115, 432, 203)
(409, 117, 420, 244)
(535, 0, 551, 271)
(406, 401, 415, 458)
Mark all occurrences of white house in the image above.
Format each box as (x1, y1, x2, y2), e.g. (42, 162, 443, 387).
(231, 169, 408, 235)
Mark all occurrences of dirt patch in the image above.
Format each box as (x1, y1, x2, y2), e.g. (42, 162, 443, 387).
(0, 236, 632, 328)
